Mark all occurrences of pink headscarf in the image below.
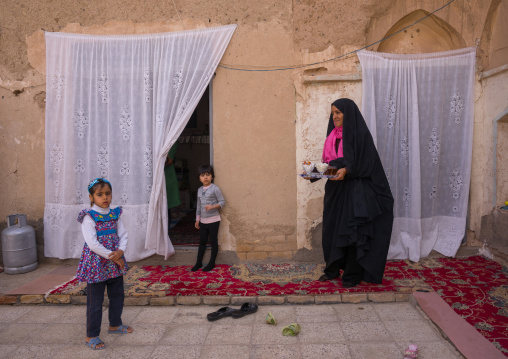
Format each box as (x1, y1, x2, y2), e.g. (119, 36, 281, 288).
(322, 126, 343, 163)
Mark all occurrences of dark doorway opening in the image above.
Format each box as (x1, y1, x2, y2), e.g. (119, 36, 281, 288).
(169, 87, 211, 246)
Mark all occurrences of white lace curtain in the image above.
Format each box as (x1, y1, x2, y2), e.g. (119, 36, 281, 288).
(44, 25, 236, 261)
(358, 48, 476, 261)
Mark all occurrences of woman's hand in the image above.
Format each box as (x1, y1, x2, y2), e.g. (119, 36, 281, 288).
(329, 167, 347, 181)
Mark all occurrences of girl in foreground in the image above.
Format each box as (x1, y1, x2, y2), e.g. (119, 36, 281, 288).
(77, 178, 132, 350)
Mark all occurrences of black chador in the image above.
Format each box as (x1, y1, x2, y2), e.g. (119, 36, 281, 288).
(319, 98, 394, 286)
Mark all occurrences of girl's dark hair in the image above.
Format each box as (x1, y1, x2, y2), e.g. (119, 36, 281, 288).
(198, 164, 215, 179)
(88, 178, 112, 206)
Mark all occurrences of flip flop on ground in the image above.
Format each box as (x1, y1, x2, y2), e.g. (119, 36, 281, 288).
(85, 337, 105, 350)
(232, 303, 258, 318)
(207, 307, 236, 321)
(108, 324, 133, 334)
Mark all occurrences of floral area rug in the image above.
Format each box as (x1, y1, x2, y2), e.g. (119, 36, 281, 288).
(50, 256, 507, 355)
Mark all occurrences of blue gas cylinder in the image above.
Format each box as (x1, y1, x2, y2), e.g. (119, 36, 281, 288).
(1, 214, 38, 274)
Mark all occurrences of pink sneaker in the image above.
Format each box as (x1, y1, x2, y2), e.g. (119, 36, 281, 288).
(404, 344, 418, 358)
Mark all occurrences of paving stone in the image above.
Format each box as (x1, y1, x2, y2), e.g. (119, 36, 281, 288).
(133, 306, 179, 324)
(296, 305, 340, 323)
(298, 322, 345, 344)
(334, 303, 380, 323)
(349, 341, 402, 358)
(149, 296, 175, 306)
(300, 344, 351, 359)
(203, 296, 231, 305)
(251, 344, 303, 359)
(314, 295, 342, 304)
(70, 295, 87, 305)
(171, 306, 213, 324)
(205, 324, 253, 345)
(231, 296, 257, 305)
(341, 321, 392, 342)
(384, 319, 441, 342)
(151, 345, 201, 359)
(287, 295, 314, 305)
(341, 293, 368, 303)
(176, 296, 202, 305)
(251, 324, 299, 345)
(0, 295, 17, 305)
(368, 292, 396, 302)
(19, 295, 44, 304)
(254, 305, 296, 325)
(200, 345, 251, 359)
(374, 302, 424, 321)
(159, 323, 211, 345)
(45, 294, 71, 304)
(395, 293, 410, 302)
(257, 296, 286, 305)
(124, 296, 150, 306)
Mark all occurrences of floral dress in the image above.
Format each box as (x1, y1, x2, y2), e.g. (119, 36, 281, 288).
(76, 207, 129, 283)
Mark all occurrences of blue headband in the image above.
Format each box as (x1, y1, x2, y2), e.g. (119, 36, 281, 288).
(88, 178, 111, 192)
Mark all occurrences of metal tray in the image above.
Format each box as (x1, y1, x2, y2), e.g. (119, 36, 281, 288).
(298, 173, 335, 178)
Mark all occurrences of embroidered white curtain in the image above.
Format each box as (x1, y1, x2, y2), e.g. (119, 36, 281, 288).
(358, 48, 476, 262)
(44, 25, 236, 261)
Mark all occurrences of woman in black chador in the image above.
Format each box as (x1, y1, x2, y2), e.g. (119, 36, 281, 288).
(314, 98, 394, 288)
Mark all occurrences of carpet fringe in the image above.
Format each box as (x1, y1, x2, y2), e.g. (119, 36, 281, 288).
(45, 276, 77, 298)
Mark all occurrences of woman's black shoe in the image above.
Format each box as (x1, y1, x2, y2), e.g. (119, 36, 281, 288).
(319, 274, 333, 282)
(342, 280, 359, 288)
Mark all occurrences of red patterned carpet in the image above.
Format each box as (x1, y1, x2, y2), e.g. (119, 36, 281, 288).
(50, 256, 508, 356)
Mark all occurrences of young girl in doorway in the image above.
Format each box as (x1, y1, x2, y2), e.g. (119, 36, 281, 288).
(192, 165, 226, 272)
(77, 178, 133, 350)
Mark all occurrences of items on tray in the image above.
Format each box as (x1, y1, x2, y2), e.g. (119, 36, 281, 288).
(300, 161, 338, 178)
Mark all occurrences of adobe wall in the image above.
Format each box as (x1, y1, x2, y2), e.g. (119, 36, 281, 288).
(0, 0, 506, 263)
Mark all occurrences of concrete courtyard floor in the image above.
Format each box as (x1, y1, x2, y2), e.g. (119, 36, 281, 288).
(0, 247, 494, 358)
(0, 301, 463, 359)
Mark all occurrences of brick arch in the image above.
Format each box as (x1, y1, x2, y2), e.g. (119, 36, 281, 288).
(478, 0, 508, 72)
(377, 9, 465, 54)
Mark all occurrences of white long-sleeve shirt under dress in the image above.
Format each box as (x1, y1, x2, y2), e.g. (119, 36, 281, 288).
(81, 204, 128, 259)
(76, 205, 129, 283)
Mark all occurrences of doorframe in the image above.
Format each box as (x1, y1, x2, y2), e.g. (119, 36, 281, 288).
(208, 75, 215, 165)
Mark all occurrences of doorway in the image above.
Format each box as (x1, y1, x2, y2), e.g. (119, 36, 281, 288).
(169, 86, 211, 246)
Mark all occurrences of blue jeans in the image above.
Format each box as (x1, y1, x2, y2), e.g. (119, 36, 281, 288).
(86, 276, 124, 337)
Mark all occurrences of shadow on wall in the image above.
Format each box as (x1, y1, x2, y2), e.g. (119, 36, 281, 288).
(293, 222, 323, 263)
(480, 208, 508, 258)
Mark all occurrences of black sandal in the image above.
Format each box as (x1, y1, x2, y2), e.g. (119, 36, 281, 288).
(231, 303, 258, 318)
(207, 307, 236, 322)
(319, 274, 337, 282)
(342, 280, 359, 288)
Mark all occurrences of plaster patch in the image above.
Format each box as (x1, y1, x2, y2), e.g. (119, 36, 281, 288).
(306, 196, 323, 221)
